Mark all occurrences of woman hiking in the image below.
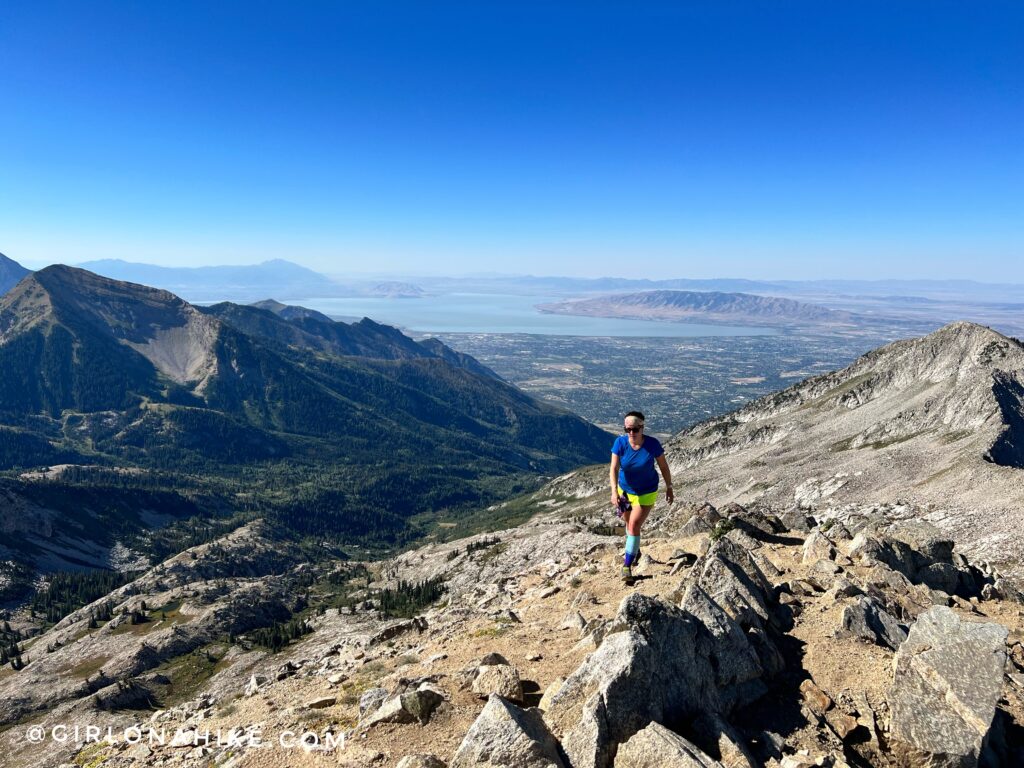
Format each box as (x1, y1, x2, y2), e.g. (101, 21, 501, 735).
(610, 411, 673, 583)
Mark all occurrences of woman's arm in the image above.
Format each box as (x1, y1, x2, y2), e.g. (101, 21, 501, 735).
(610, 454, 621, 506)
(656, 454, 674, 504)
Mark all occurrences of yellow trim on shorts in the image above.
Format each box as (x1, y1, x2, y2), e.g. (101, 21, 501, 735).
(618, 486, 658, 506)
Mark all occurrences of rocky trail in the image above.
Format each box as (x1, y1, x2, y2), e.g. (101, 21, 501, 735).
(5, 492, 1024, 768)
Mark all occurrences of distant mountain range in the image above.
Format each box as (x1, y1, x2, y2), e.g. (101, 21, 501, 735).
(412, 273, 1024, 302)
(65, 259, 429, 303)
(537, 290, 865, 328)
(75, 258, 346, 302)
(0, 252, 30, 295)
(0, 265, 611, 594)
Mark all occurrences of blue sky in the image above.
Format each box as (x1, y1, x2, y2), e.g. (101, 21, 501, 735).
(1, 2, 1021, 279)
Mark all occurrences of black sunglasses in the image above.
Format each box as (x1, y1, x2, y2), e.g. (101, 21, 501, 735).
(624, 426, 643, 433)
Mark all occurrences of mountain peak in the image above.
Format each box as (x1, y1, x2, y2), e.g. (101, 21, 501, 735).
(870, 320, 1024, 383)
(925, 319, 1015, 344)
(1, 265, 218, 386)
(0, 252, 31, 296)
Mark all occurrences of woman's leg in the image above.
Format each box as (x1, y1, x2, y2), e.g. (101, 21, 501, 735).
(626, 504, 653, 536)
(624, 504, 654, 569)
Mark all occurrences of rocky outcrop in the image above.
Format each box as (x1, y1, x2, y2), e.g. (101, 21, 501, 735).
(361, 684, 445, 728)
(849, 521, 991, 598)
(677, 502, 723, 538)
(451, 695, 566, 768)
(614, 722, 723, 767)
(888, 607, 1008, 767)
(543, 594, 714, 768)
(839, 595, 907, 651)
(679, 584, 766, 710)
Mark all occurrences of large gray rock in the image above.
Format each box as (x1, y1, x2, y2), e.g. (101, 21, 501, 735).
(685, 536, 786, 680)
(801, 531, 837, 564)
(887, 520, 954, 564)
(887, 606, 1008, 767)
(839, 596, 907, 651)
(849, 531, 919, 578)
(679, 584, 765, 709)
(805, 558, 842, 592)
(451, 695, 566, 768)
(688, 537, 776, 633)
(780, 507, 815, 532)
(473, 664, 524, 703)
(543, 594, 731, 768)
(851, 525, 976, 598)
(726, 506, 785, 540)
(614, 722, 723, 767)
(361, 685, 445, 728)
(918, 561, 960, 594)
(679, 503, 723, 538)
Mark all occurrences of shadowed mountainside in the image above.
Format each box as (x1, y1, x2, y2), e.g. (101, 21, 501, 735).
(0, 266, 611, 595)
(0, 252, 30, 295)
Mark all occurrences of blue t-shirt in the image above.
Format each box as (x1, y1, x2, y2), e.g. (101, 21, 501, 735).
(612, 434, 664, 495)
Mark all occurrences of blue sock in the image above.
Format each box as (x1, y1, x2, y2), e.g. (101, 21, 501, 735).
(624, 534, 640, 566)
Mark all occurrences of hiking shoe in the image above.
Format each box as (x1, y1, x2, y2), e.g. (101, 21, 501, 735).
(621, 565, 634, 584)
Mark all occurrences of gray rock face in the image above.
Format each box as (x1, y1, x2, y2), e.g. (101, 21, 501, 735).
(849, 531, 915, 575)
(361, 686, 445, 728)
(888, 607, 1008, 768)
(850, 528, 985, 599)
(679, 584, 765, 710)
(780, 507, 815, 532)
(726, 505, 785, 538)
(539, 678, 566, 712)
(888, 520, 954, 564)
(919, 561, 960, 594)
(359, 687, 389, 721)
(679, 503, 723, 538)
(451, 695, 566, 768)
(614, 722, 723, 767)
(806, 558, 842, 591)
(840, 596, 907, 651)
(544, 593, 730, 768)
(802, 531, 837, 564)
(688, 537, 776, 633)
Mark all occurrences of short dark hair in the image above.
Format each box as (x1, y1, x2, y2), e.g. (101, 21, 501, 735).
(625, 411, 645, 423)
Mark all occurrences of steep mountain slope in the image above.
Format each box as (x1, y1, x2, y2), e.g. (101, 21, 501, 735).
(0, 266, 611, 591)
(601, 320, 1024, 566)
(0, 252, 31, 295)
(538, 289, 863, 327)
(207, 301, 498, 378)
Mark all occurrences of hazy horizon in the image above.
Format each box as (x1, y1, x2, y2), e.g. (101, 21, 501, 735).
(7, 253, 1024, 289)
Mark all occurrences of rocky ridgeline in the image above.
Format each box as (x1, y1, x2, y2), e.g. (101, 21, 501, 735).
(628, 322, 1024, 570)
(9, 495, 1023, 768)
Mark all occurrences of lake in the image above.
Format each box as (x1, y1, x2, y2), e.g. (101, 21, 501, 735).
(295, 293, 778, 337)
